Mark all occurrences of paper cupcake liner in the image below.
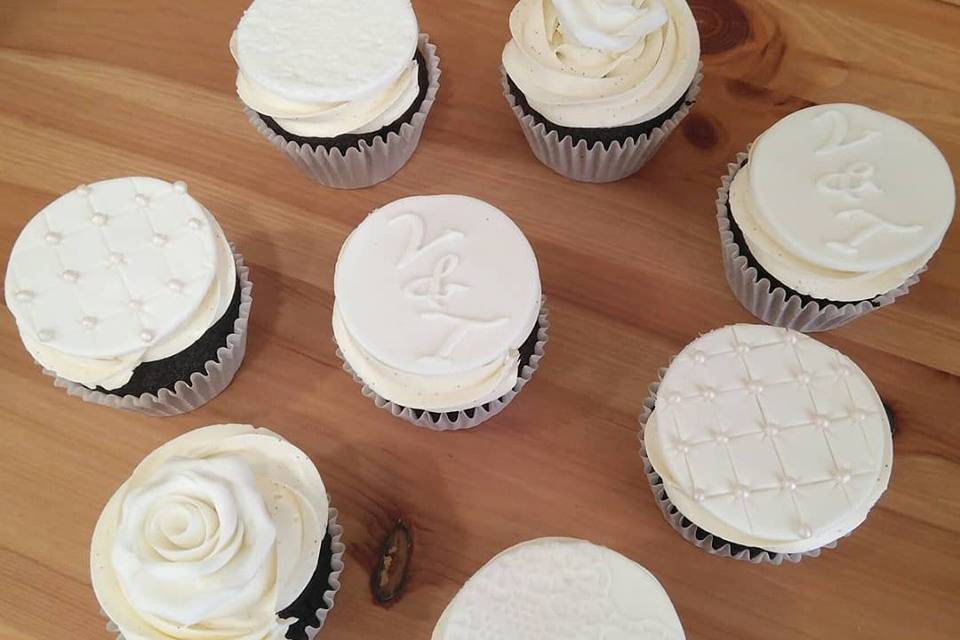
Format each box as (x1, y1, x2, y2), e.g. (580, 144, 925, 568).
(717, 153, 924, 332)
(244, 34, 440, 189)
(104, 504, 345, 640)
(47, 246, 252, 417)
(336, 297, 550, 431)
(502, 64, 703, 183)
(638, 368, 836, 565)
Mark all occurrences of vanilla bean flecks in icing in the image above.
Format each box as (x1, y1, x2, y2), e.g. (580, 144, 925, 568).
(644, 325, 893, 554)
(333, 195, 541, 412)
(4, 178, 236, 390)
(502, 0, 700, 128)
(231, 0, 420, 138)
(91, 424, 329, 640)
(432, 538, 685, 640)
(732, 104, 954, 301)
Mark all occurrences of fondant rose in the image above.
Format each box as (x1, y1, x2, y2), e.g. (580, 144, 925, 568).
(91, 425, 329, 640)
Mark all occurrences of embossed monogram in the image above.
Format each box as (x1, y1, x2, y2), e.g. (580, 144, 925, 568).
(814, 110, 881, 155)
(391, 213, 508, 362)
(826, 210, 922, 255)
(816, 162, 882, 202)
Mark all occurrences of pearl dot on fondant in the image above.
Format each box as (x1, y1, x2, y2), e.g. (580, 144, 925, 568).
(692, 351, 707, 364)
(129, 300, 143, 311)
(693, 490, 705, 502)
(167, 279, 184, 293)
(90, 212, 107, 225)
(134, 194, 149, 206)
(14, 290, 34, 302)
(152, 233, 168, 246)
(187, 217, 202, 229)
(81, 316, 98, 329)
(76, 184, 91, 196)
(815, 416, 830, 430)
(173, 180, 188, 193)
(37, 329, 54, 342)
(140, 330, 155, 342)
(45, 232, 62, 244)
(799, 526, 813, 539)
(62, 270, 79, 283)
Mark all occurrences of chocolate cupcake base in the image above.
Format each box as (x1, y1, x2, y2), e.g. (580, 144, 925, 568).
(502, 64, 703, 183)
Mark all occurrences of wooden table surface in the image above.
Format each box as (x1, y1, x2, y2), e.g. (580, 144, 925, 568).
(1, 1, 959, 638)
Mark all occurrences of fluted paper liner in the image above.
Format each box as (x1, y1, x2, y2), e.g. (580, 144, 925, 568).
(717, 152, 924, 332)
(502, 64, 703, 183)
(638, 368, 836, 565)
(244, 34, 440, 189)
(46, 246, 252, 417)
(104, 504, 346, 640)
(336, 298, 550, 431)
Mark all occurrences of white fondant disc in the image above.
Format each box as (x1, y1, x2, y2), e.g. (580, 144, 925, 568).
(334, 195, 541, 376)
(647, 324, 892, 552)
(234, 0, 419, 103)
(4, 178, 219, 359)
(749, 103, 954, 272)
(432, 538, 686, 640)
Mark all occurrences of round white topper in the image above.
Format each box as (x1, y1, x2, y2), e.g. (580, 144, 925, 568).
(5, 178, 219, 359)
(234, 0, 419, 103)
(432, 538, 685, 640)
(334, 195, 541, 376)
(749, 103, 954, 272)
(647, 324, 892, 552)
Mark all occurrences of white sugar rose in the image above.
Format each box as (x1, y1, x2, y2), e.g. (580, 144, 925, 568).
(91, 425, 329, 640)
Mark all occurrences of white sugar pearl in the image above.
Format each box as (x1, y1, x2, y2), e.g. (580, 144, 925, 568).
(735, 486, 751, 500)
(173, 180, 188, 194)
(701, 388, 717, 401)
(815, 416, 830, 430)
(108, 252, 124, 265)
(187, 217, 203, 230)
(152, 233, 168, 246)
(715, 433, 730, 444)
(62, 270, 79, 283)
(747, 381, 764, 395)
(799, 525, 813, 539)
(167, 279, 184, 293)
(692, 351, 707, 364)
(129, 299, 144, 311)
(837, 366, 851, 377)
(852, 410, 867, 423)
(37, 329, 54, 342)
(693, 489, 705, 502)
(764, 423, 780, 437)
(735, 343, 750, 355)
(784, 333, 799, 345)
(668, 393, 682, 405)
(90, 212, 107, 226)
(676, 441, 690, 455)
(140, 330, 155, 342)
(80, 316, 98, 329)
(45, 231, 62, 244)
(14, 290, 34, 302)
(784, 479, 798, 492)
(76, 184, 91, 196)
(797, 372, 812, 385)
(134, 194, 150, 207)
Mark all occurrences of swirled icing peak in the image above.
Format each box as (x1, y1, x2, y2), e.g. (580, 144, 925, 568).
(91, 425, 329, 640)
(553, 0, 668, 52)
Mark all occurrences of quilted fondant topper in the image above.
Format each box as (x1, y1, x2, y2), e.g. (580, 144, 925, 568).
(4, 178, 220, 359)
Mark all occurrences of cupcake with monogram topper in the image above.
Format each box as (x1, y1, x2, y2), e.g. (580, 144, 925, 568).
(3, 177, 252, 416)
(501, 0, 702, 182)
(332, 195, 548, 430)
(718, 103, 955, 331)
(231, 0, 440, 189)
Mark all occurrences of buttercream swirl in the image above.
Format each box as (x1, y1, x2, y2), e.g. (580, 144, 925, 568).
(502, 0, 700, 127)
(91, 424, 329, 640)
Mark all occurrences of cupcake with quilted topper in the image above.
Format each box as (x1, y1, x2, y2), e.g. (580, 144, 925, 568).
(332, 195, 548, 430)
(718, 103, 956, 331)
(231, 0, 441, 189)
(639, 324, 894, 564)
(3, 177, 252, 416)
(501, 0, 702, 182)
(432, 538, 686, 639)
(90, 424, 345, 640)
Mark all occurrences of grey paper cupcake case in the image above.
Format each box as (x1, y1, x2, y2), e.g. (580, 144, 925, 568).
(638, 368, 836, 565)
(336, 298, 550, 431)
(104, 504, 345, 640)
(244, 34, 440, 189)
(717, 152, 924, 332)
(46, 246, 252, 417)
(502, 64, 703, 183)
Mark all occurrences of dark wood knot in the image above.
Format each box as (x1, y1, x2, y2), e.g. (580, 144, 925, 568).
(371, 518, 413, 605)
(690, 0, 751, 55)
(682, 112, 721, 150)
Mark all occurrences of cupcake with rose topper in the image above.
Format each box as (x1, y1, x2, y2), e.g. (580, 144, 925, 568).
(90, 424, 345, 640)
(639, 324, 893, 564)
(3, 177, 252, 416)
(501, 0, 702, 182)
(231, 0, 441, 189)
(718, 103, 955, 331)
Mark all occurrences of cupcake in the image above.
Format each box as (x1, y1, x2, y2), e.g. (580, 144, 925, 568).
(718, 103, 955, 331)
(433, 538, 686, 639)
(332, 195, 548, 430)
(231, 0, 440, 189)
(502, 0, 702, 183)
(3, 177, 252, 416)
(91, 424, 345, 640)
(640, 324, 893, 564)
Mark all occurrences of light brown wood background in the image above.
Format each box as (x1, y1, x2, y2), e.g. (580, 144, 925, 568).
(1, 1, 959, 638)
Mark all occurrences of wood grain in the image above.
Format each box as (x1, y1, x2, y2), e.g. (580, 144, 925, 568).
(1, 1, 959, 638)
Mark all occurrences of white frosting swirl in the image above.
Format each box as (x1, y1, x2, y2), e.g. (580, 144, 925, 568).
(19, 210, 236, 390)
(502, 0, 700, 127)
(91, 424, 329, 640)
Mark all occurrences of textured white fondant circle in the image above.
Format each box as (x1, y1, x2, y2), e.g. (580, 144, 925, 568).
(432, 538, 685, 640)
(335, 195, 541, 376)
(750, 103, 954, 272)
(4, 177, 218, 359)
(234, 0, 419, 103)
(648, 324, 892, 552)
